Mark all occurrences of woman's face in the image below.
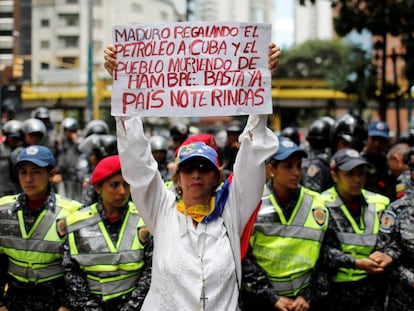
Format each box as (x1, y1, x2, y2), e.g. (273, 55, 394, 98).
(17, 162, 51, 200)
(177, 158, 219, 204)
(268, 155, 302, 192)
(332, 166, 366, 200)
(95, 173, 130, 211)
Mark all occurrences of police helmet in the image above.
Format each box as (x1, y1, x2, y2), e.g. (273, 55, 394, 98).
(149, 135, 168, 151)
(61, 117, 78, 131)
(226, 120, 243, 133)
(33, 107, 50, 120)
(280, 126, 300, 146)
(170, 122, 189, 142)
(96, 134, 118, 159)
(2, 119, 23, 138)
(21, 118, 47, 136)
(306, 118, 333, 149)
(78, 134, 117, 160)
(330, 113, 367, 152)
(84, 120, 109, 137)
(320, 116, 335, 128)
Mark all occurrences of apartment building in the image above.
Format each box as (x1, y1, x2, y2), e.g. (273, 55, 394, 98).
(29, 0, 273, 84)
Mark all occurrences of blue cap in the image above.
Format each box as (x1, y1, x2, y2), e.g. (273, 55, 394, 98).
(330, 148, 369, 171)
(176, 142, 219, 168)
(16, 145, 56, 168)
(368, 121, 390, 139)
(268, 137, 308, 161)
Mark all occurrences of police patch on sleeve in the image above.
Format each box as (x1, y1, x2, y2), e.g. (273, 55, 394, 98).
(379, 211, 395, 233)
(312, 207, 327, 226)
(138, 227, 150, 245)
(306, 164, 320, 178)
(56, 218, 67, 238)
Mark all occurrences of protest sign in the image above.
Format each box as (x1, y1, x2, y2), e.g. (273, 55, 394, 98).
(111, 21, 272, 117)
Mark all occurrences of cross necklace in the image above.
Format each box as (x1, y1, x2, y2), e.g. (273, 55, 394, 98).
(185, 215, 208, 310)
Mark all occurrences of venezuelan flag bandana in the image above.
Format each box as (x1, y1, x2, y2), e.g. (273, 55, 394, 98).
(176, 174, 232, 224)
(176, 198, 216, 223)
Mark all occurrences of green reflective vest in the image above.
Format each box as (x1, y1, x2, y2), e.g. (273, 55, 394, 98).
(0, 193, 81, 283)
(66, 201, 146, 301)
(251, 186, 328, 297)
(321, 188, 389, 282)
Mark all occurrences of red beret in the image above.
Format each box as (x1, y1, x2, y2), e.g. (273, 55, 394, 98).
(91, 155, 121, 185)
(174, 133, 218, 157)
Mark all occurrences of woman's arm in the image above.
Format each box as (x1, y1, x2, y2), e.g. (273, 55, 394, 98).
(116, 116, 174, 233)
(230, 114, 278, 229)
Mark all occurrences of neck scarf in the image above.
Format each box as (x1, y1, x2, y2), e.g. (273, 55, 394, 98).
(176, 197, 216, 223)
(175, 174, 233, 224)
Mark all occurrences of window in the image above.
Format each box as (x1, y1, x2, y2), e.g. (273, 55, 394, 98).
(64, 36, 78, 48)
(41, 19, 49, 27)
(41, 62, 49, 69)
(40, 40, 49, 49)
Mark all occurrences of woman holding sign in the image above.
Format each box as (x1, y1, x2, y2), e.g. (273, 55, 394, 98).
(104, 42, 281, 311)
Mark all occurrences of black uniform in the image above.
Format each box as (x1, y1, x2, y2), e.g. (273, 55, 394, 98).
(376, 195, 414, 311)
(62, 201, 152, 311)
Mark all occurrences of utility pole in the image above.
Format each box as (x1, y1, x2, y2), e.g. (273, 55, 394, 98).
(86, 0, 94, 123)
(186, 0, 191, 21)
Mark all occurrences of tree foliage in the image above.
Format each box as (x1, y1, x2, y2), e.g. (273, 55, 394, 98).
(298, 0, 414, 120)
(276, 39, 376, 112)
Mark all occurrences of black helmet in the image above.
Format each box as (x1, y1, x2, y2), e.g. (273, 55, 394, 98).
(84, 120, 109, 137)
(320, 116, 335, 128)
(78, 134, 117, 161)
(226, 120, 243, 133)
(330, 113, 367, 152)
(170, 122, 189, 142)
(3, 119, 22, 138)
(96, 134, 118, 159)
(281, 126, 300, 146)
(33, 107, 50, 120)
(21, 118, 47, 137)
(61, 117, 78, 131)
(306, 117, 333, 149)
(149, 135, 168, 151)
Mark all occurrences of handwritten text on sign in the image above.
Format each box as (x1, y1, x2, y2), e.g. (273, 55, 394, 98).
(111, 22, 272, 117)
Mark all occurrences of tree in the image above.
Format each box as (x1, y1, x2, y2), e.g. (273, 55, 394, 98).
(298, 0, 414, 121)
(275, 39, 375, 114)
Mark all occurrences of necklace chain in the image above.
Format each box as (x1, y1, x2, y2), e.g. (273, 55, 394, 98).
(185, 213, 208, 310)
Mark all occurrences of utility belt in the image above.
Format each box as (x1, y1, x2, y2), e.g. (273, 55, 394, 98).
(92, 291, 132, 310)
(7, 277, 65, 296)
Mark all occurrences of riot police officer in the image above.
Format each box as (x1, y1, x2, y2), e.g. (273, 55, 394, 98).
(54, 117, 83, 201)
(149, 135, 171, 181)
(302, 117, 334, 192)
(0, 120, 23, 196)
(330, 113, 368, 153)
(77, 133, 118, 205)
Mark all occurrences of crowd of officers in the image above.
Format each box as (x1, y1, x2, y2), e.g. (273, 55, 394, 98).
(1, 106, 414, 310)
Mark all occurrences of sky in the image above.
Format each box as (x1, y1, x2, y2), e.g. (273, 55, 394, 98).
(273, 0, 295, 49)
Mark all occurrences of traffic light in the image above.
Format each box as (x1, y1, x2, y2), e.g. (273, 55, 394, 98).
(12, 57, 24, 79)
(1, 84, 22, 113)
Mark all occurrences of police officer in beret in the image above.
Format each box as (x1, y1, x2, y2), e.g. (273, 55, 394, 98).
(61, 155, 152, 311)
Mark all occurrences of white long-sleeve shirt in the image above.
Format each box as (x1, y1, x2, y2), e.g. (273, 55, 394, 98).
(116, 114, 278, 311)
